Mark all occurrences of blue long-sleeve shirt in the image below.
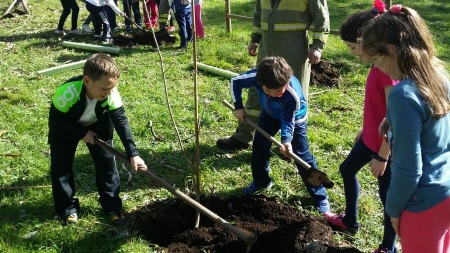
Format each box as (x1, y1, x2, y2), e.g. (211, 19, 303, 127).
(231, 68, 307, 143)
(386, 77, 450, 218)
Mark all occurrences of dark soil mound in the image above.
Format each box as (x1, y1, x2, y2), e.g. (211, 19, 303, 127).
(131, 195, 361, 253)
(113, 30, 176, 47)
(311, 61, 342, 88)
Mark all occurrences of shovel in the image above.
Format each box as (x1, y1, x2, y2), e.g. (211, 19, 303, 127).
(222, 100, 334, 188)
(93, 137, 257, 248)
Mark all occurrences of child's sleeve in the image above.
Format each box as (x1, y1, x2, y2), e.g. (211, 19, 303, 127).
(108, 89, 139, 157)
(106, 0, 122, 15)
(280, 106, 296, 143)
(231, 69, 258, 110)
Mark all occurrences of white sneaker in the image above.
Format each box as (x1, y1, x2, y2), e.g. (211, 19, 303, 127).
(82, 24, 92, 33)
(101, 37, 114, 44)
(54, 29, 66, 36)
(69, 29, 82, 35)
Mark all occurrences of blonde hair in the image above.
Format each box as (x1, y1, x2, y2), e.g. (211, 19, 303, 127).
(361, 6, 450, 119)
(83, 53, 120, 81)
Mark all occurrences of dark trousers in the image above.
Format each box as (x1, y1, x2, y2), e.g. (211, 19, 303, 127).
(251, 111, 329, 205)
(339, 137, 397, 252)
(104, 0, 118, 29)
(86, 2, 111, 39)
(123, 0, 142, 27)
(174, 7, 192, 47)
(57, 0, 79, 31)
(50, 124, 122, 218)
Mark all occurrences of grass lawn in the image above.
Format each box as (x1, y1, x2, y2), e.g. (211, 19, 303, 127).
(0, 0, 448, 252)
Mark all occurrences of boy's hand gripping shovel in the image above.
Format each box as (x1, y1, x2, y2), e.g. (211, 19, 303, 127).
(222, 100, 334, 188)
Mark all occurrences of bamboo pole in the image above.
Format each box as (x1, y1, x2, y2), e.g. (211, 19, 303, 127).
(37, 60, 86, 76)
(197, 62, 238, 79)
(62, 41, 120, 54)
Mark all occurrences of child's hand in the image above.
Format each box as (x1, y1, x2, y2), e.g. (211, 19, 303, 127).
(119, 11, 126, 17)
(82, 130, 97, 145)
(370, 159, 387, 177)
(234, 109, 246, 123)
(130, 156, 147, 172)
(279, 142, 292, 158)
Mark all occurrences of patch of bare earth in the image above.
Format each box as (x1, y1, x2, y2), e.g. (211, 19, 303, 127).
(130, 195, 361, 253)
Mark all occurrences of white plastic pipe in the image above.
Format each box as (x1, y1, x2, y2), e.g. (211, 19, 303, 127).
(37, 60, 86, 76)
(62, 41, 120, 54)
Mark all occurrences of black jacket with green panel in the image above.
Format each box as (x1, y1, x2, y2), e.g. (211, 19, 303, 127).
(48, 76, 139, 158)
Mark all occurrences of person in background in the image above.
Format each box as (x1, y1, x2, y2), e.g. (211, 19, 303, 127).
(48, 53, 147, 225)
(104, 0, 119, 32)
(142, 0, 158, 30)
(324, 1, 399, 253)
(85, 0, 125, 44)
(216, 0, 329, 150)
(193, 0, 204, 38)
(82, 14, 93, 33)
(172, 0, 192, 49)
(361, 5, 450, 253)
(55, 0, 82, 35)
(123, 0, 143, 33)
(230, 56, 330, 214)
(157, 0, 176, 33)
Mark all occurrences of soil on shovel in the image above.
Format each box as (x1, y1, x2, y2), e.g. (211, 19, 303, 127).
(131, 194, 361, 253)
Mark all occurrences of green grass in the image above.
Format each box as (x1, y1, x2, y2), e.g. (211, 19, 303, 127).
(0, 0, 449, 252)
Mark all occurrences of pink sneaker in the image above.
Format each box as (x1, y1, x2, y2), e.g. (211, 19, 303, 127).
(324, 212, 360, 235)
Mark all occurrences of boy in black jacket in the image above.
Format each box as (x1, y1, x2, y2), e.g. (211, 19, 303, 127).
(48, 53, 147, 225)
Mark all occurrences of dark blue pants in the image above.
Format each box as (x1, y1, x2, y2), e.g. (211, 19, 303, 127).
(122, 0, 142, 28)
(50, 123, 122, 218)
(86, 2, 111, 39)
(104, 0, 118, 29)
(251, 111, 329, 206)
(339, 137, 397, 252)
(57, 0, 79, 31)
(174, 7, 193, 47)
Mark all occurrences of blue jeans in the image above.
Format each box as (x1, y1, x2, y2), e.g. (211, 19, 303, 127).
(340, 137, 397, 252)
(174, 7, 192, 47)
(251, 111, 329, 207)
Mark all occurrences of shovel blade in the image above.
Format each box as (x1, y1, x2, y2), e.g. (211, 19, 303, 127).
(305, 169, 334, 188)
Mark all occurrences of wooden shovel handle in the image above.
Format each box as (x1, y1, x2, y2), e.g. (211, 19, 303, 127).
(93, 137, 257, 246)
(221, 100, 312, 169)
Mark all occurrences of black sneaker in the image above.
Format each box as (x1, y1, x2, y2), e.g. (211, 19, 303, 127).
(110, 212, 126, 226)
(216, 137, 249, 150)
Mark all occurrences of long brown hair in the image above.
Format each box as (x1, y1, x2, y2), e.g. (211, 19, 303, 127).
(361, 6, 450, 119)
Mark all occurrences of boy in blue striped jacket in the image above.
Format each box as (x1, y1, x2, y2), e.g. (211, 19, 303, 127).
(231, 56, 330, 214)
